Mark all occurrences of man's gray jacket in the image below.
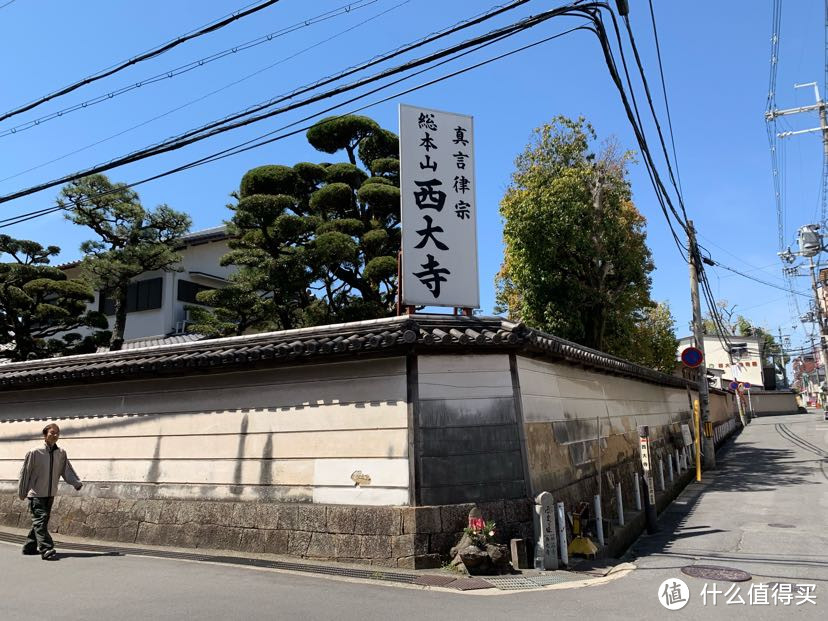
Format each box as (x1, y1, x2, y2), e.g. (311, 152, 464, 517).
(17, 443, 82, 499)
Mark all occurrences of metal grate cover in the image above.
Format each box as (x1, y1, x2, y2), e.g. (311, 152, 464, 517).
(529, 572, 583, 586)
(681, 565, 752, 582)
(484, 576, 539, 590)
(413, 574, 459, 587)
(449, 577, 494, 591)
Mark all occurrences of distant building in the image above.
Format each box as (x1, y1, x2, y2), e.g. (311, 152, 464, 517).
(677, 334, 770, 389)
(60, 226, 232, 344)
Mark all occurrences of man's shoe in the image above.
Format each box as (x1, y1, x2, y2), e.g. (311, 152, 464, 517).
(21, 548, 38, 556)
(40, 549, 57, 560)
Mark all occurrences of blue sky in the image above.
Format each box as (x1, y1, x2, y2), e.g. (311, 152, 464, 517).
(0, 0, 824, 352)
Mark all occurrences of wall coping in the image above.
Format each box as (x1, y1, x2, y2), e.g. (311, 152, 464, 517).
(0, 315, 695, 392)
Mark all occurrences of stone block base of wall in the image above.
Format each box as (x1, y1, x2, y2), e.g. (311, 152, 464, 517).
(0, 495, 532, 569)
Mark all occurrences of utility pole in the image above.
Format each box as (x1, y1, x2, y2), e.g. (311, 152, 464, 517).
(767, 81, 828, 222)
(687, 220, 715, 469)
(807, 257, 828, 404)
(777, 326, 790, 388)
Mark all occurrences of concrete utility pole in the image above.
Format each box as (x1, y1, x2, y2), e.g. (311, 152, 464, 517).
(687, 220, 716, 469)
(777, 326, 790, 388)
(807, 257, 828, 399)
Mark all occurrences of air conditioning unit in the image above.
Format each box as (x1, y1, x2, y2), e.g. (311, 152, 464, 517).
(174, 309, 194, 334)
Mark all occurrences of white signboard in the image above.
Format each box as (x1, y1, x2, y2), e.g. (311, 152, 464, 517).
(681, 424, 693, 447)
(399, 104, 479, 307)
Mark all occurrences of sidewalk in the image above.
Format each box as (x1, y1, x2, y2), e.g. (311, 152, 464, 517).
(0, 524, 632, 593)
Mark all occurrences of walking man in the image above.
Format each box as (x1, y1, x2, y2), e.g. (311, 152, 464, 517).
(17, 423, 83, 559)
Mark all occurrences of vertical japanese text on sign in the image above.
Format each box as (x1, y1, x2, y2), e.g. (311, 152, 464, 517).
(399, 104, 480, 308)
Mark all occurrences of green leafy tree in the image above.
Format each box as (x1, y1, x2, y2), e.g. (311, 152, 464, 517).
(57, 174, 191, 350)
(496, 116, 656, 357)
(0, 235, 109, 361)
(625, 302, 679, 373)
(196, 114, 400, 336)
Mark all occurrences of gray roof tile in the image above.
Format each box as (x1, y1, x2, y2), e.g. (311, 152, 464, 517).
(0, 315, 691, 391)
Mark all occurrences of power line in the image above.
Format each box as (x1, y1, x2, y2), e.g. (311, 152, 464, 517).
(0, 0, 409, 185)
(0, 0, 17, 10)
(0, 0, 284, 124)
(646, 0, 683, 199)
(581, 6, 689, 258)
(620, 10, 687, 224)
(0, 0, 553, 205)
(0, 0, 385, 139)
(0, 23, 591, 229)
(705, 258, 812, 298)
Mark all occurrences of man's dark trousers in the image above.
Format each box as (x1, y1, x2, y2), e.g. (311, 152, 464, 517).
(23, 497, 54, 554)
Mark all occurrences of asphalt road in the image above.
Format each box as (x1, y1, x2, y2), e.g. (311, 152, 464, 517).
(0, 410, 825, 620)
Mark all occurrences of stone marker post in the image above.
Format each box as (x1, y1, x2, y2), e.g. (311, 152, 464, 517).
(533, 491, 558, 570)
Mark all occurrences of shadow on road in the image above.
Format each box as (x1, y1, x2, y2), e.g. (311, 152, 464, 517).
(52, 551, 123, 560)
(710, 441, 819, 492)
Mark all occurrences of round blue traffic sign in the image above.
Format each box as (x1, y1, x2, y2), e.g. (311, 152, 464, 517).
(681, 347, 704, 368)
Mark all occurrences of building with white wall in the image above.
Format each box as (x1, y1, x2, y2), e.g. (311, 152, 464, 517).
(61, 226, 232, 344)
(678, 334, 767, 388)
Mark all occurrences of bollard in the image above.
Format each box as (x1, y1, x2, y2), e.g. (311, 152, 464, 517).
(593, 494, 605, 547)
(633, 473, 642, 511)
(675, 449, 681, 474)
(668, 456, 674, 483)
(615, 482, 624, 526)
(556, 502, 568, 567)
(658, 459, 666, 491)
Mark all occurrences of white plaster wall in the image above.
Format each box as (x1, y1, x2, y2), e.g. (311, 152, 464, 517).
(0, 357, 409, 505)
(750, 391, 799, 414)
(518, 357, 689, 432)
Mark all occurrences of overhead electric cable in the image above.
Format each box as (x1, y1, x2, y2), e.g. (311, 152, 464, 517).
(646, 0, 683, 199)
(0, 0, 409, 184)
(706, 259, 812, 298)
(0, 0, 384, 138)
(0, 21, 591, 229)
(0, 0, 284, 123)
(577, 6, 689, 258)
(0, 1, 578, 205)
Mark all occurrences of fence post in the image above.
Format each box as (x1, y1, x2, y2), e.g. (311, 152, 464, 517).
(593, 494, 605, 547)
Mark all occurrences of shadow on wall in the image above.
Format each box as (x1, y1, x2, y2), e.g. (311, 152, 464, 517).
(230, 414, 249, 496)
(259, 432, 274, 486)
(145, 436, 162, 483)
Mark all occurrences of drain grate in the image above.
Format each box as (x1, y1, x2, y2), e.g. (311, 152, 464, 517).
(449, 577, 494, 591)
(413, 574, 459, 587)
(0, 531, 416, 584)
(681, 565, 752, 582)
(485, 576, 539, 590)
(529, 572, 583, 586)
(767, 523, 795, 529)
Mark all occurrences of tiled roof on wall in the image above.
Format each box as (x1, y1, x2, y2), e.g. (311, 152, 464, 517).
(0, 315, 692, 391)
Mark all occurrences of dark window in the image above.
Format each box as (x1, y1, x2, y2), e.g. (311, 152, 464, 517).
(99, 278, 163, 315)
(177, 279, 214, 304)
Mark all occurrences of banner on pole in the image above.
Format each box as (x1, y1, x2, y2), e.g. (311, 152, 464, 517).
(399, 104, 479, 308)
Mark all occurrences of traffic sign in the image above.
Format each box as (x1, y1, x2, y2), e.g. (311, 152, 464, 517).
(728, 381, 739, 390)
(681, 347, 703, 368)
